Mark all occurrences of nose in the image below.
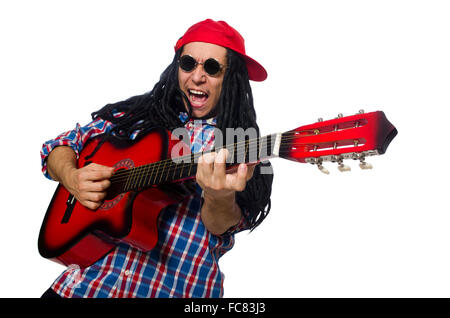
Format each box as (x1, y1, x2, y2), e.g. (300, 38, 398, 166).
(190, 63, 207, 84)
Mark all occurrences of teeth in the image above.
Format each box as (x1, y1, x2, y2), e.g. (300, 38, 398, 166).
(189, 89, 206, 96)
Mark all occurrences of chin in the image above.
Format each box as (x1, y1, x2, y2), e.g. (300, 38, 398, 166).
(191, 106, 215, 119)
(192, 111, 208, 118)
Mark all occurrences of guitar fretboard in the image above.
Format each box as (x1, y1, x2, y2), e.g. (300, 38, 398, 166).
(107, 133, 279, 195)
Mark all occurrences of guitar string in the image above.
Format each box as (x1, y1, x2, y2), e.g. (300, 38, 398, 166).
(111, 117, 364, 182)
(108, 130, 363, 187)
(106, 117, 366, 186)
(108, 132, 363, 189)
(108, 130, 311, 184)
(109, 129, 318, 180)
(108, 119, 364, 183)
(110, 141, 271, 189)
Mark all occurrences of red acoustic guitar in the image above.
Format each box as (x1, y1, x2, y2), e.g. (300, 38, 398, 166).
(38, 110, 397, 268)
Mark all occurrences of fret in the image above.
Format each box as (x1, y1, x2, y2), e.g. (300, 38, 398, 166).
(190, 152, 195, 177)
(244, 138, 249, 163)
(166, 161, 175, 182)
(143, 163, 152, 187)
(136, 166, 144, 189)
(230, 143, 235, 164)
(187, 160, 194, 178)
(132, 166, 139, 189)
(259, 134, 273, 160)
(224, 143, 233, 164)
(124, 168, 133, 191)
(130, 167, 138, 190)
(147, 162, 156, 186)
(122, 170, 129, 192)
(268, 134, 275, 157)
(178, 161, 184, 179)
(233, 139, 238, 164)
(139, 164, 145, 188)
(258, 137, 261, 160)
(250, 137, 258, 163)
(172, 162, 178, 181)
(153, 161, 162, 186)
(172, 163, 179, 181)
(132, 167, 139, 189)
(139, 165, 146, 188)
(158, 159, 167, 184)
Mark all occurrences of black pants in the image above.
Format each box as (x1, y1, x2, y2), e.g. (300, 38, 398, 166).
(41, 288, 62, 298)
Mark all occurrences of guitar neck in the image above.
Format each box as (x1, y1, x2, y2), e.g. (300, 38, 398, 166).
(101, 111, 398, 197)
(108, 133, 282, 194)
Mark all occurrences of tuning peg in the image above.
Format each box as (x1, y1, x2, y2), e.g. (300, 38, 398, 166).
(334, 156, 351, 172)
(359, 157, 373, 170)
(318, 164, 330, 174)
(359, 161, 373, 170)
(315, 158, 329, 174)
(358, 109, 365, 114)
(338, 162, 351, 172)
(337, 113, 343, 118)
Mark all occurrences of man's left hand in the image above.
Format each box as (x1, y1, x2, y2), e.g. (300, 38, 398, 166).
(196, 148, 255, 200)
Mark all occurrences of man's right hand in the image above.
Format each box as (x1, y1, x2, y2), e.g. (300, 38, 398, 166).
(64, 163, 115, 210)
(47, 146, 115, 210)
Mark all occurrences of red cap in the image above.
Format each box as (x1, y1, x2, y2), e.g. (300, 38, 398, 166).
(175, 19, 267, 82)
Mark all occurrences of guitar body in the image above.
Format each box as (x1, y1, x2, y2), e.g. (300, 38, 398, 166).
(38, 128, 183, 268)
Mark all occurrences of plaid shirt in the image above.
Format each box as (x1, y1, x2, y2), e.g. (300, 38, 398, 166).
(40, 112, 248, 298)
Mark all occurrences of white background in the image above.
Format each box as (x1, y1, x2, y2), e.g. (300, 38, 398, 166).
(1, 0, 449, 298)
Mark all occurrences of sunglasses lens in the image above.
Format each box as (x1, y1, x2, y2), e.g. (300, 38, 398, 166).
(179, 55, 223, 75)
(204, 59, 221, 75)
(179, 55, 197, 72)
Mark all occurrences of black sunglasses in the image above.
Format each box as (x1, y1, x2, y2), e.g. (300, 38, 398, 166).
(178, 55, 225, 76)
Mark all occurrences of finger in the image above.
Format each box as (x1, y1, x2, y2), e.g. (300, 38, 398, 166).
(87, 163, 113, 170)
(226, 163, 247, 191)
(246, 164, 256, 181)
(196, 155, 209, 189)
(84, 166, 115, 181)
(202, 152, 216, 165)
(236, 164, 248, 190)
(215, 148, 228, 164)
(86, 179, 111, 192)
(82, 200, 102, 211)
(85, 191, 107, 203)
(213, 149, 228, 179)
(198, 153, 214, 176)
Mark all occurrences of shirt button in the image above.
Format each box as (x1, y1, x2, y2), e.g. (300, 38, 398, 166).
(124, 270, 131, 276)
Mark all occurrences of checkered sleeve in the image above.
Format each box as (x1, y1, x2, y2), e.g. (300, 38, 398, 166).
(224, 205, 252, 235)
(40, 116, 115, 180)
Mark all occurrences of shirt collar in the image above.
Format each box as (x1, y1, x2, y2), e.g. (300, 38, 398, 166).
(179, 112, 217, 127)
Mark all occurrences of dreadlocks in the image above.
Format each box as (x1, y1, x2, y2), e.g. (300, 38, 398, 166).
(91, 50, 185, 135)
(91, 48, 273, 231)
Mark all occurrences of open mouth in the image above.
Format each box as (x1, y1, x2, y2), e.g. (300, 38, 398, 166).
(188, 89, 209, 107)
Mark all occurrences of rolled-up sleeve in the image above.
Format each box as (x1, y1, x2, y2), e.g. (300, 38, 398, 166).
(40, 117, 114, 180)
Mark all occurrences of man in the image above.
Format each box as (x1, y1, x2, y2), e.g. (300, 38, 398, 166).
(40, 19, 273, 298)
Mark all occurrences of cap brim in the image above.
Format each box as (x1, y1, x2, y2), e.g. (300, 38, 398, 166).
(242, 55, 267, 82)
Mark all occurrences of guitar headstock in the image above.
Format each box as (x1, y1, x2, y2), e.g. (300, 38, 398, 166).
(279, 110, 398, 173)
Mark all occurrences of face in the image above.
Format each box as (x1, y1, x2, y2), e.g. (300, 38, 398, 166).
(178, 42, 227, 118)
